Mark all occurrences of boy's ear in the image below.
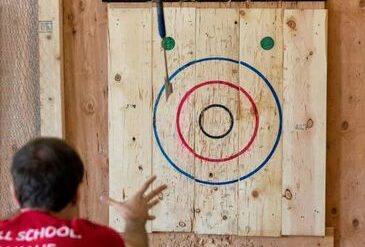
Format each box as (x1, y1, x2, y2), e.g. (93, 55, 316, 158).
(71, 186, 81, 206)
(10, 183, 20, 208)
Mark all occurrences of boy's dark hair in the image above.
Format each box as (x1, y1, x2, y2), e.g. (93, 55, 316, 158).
(11, 137, 84, 212)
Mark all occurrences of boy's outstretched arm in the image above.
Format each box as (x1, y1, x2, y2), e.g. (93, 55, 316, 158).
(101, 176, 167, 247)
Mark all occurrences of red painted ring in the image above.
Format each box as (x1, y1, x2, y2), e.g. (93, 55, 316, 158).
(176, 80, 259, 163)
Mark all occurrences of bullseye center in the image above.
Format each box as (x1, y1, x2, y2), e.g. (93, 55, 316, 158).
(198, 104, 234, 139)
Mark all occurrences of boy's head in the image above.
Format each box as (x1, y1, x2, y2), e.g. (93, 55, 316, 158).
(11, 137, 84, 212)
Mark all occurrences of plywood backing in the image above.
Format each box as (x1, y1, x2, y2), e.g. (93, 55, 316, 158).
(108, 7, 327, 237)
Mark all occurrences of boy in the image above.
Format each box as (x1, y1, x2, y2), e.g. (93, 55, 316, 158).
(0, 137, 167, 247)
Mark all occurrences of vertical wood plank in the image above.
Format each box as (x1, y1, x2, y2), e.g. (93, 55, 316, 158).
(108, 7, 153, 232)
(39, 0, 64, 137)
(151, 8, 196, 232)
(326, 1, 365, 246)
(282, 9, 327, 236)
(193, 8, 240, 235)
(63, 0, 109, 225)
(237, 9, 283, 236)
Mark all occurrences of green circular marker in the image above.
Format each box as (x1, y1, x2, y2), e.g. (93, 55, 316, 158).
(260, 36, 275, 50)
(162, 37, 175, 51)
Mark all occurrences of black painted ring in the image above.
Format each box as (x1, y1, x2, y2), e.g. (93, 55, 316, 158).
(198, 104, 234, 139)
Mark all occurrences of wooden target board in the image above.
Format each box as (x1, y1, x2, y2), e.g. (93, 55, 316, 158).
(108, 7, 327, 237)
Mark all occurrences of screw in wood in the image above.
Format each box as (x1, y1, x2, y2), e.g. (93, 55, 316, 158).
(114, 73, 121, 82)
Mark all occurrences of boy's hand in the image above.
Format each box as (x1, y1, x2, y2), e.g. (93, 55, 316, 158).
(100, 175, 167, 228)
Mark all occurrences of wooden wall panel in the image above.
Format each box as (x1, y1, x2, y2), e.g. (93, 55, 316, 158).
(63, 0, 109, 224)
(282, 9, 327, 236)
(39, 0, 64, 137)
(61, 0, 365, 245)
(326, 0, 365, 246)
(238, 9, 283, 236)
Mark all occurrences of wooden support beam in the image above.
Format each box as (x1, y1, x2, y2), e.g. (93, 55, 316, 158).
(63, 0, 109, 224)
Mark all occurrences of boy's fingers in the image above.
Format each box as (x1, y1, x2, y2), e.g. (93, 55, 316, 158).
(145, 184, 167, 201)
(147, 198, 161, 209)
(138, 176, 157, 196)
(147, 215, 156, 221)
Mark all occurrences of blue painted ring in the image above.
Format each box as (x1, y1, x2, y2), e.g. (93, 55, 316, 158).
(153, 57, 283, 186)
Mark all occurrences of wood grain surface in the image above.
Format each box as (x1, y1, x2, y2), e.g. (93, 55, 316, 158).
(1, 0, 363, 246)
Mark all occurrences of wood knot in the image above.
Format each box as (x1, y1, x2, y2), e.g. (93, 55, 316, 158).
(114, 73, 122, 82)
(352, 218, 360, 228)
(309, 51, 314, 56)
(132, 137, 136, 141)
(79, 0, 85, 12)
(213, 187, 218, 191)
(306, 119, 314, 129)
(286, 19, 297, 30)
(46, 35, 52, 40)
(138, 165, 143, 171)
(342, 121, 349, 130)
(360, 0, 365, 8)
(251, 190, 259, 198)
(11, 144, 18, 152)
(82, 98, 96, 115)
(222, 215, 228, 220)
(284, 189, 293, 200)
(209, 172, 214, 178)
(179, 221, 186, 227)
(67, 13, 74, 21)
(234, 21, 238, 25)
(195, 208, 201, 213)
(239, 10, 246, 17)
(331, 207, 338, 215)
